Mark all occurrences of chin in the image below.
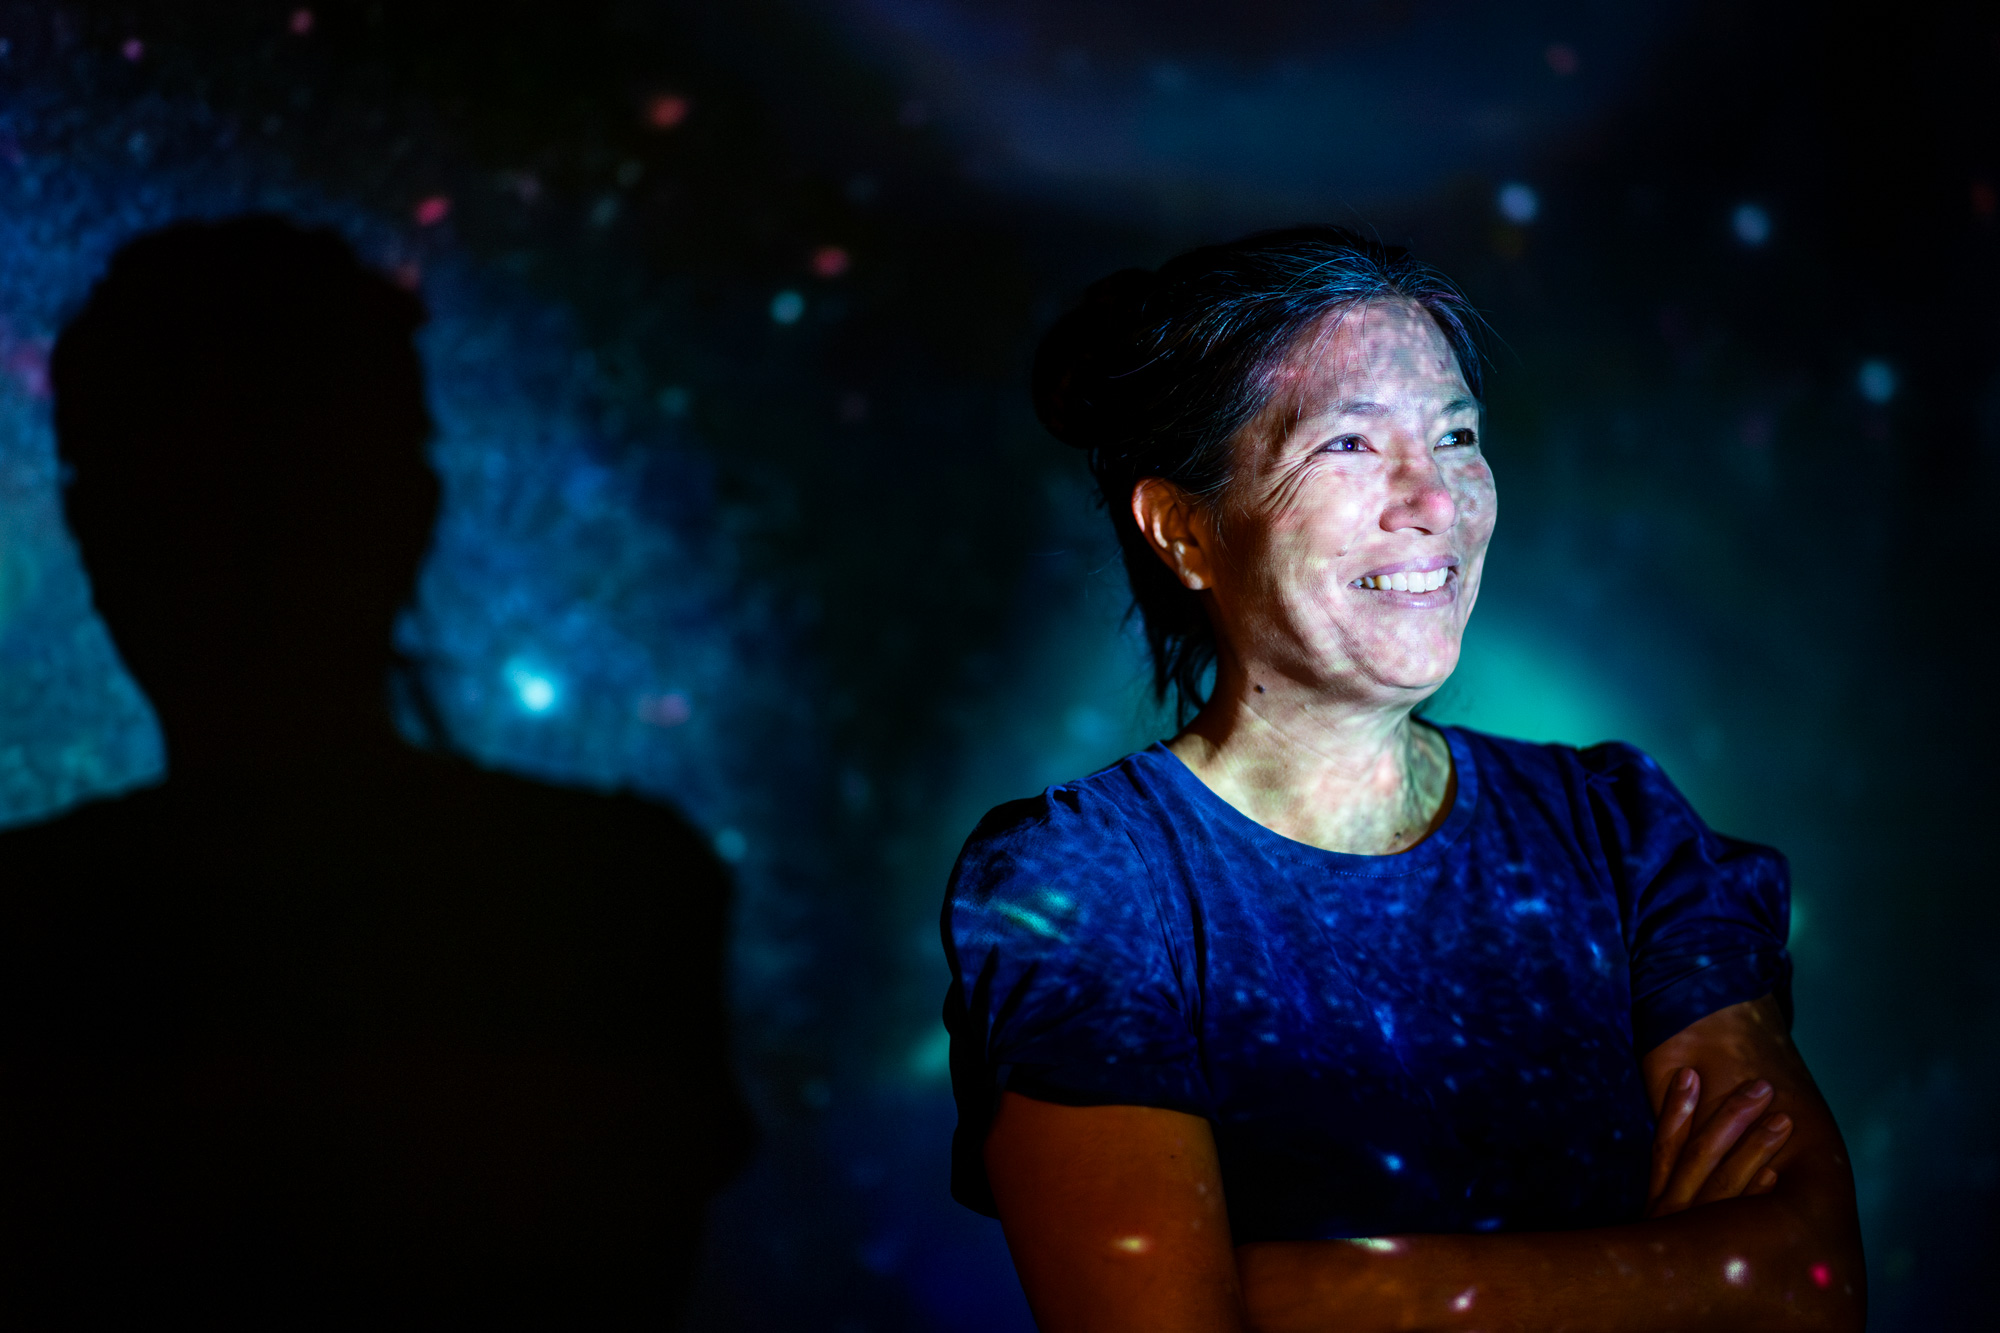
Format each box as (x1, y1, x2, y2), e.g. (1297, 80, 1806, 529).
(1360, 638, 1462, 695)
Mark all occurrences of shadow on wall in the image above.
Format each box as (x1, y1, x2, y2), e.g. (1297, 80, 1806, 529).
(0, 217, 752, 1322)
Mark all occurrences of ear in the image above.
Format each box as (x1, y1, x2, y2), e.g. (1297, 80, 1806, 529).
(1131, 477, 1218, 592)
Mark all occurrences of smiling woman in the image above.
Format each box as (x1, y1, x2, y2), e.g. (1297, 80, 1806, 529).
(940, 229, 1863, 1331)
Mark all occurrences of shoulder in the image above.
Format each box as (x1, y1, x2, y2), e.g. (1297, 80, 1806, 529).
(1449, 724, 1650, 789)
(952, 754, 1160, 888)
(399, 750, 723, 876)
(0, 784, 171, 882)
(1452, 727, 1690, 819)
(946, 754, 1173, 958)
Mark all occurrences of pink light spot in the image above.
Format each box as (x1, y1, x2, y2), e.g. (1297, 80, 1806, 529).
(1810, 1263, 1832, 1289)
(121, 37, 145, 62)
(646, 94, 689, 129)
(639, 692, 693, 727)
(812, 245, 850, 278)
(1450, 1288, 1476, 1312)
(1, 335, 50, 400)
(290, 8, 314, 35)
(414, 195, 451, 227)
(1544, 44, 1578, 75)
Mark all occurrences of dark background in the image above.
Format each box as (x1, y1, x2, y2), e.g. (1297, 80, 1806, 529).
(0, 1, 1992, 1327)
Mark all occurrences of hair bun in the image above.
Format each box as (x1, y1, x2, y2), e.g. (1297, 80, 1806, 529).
(1030, 267, 1156, 450)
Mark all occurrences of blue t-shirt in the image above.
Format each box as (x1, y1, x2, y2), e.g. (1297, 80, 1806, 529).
(941, 727, 1791, 1242)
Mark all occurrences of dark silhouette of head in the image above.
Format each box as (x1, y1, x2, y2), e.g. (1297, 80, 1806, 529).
(51, 215, 439, 768)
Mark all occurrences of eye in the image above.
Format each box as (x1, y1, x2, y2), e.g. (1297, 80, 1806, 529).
(1437, 428, 1478, 449)
(1321, 434, 1369, 454)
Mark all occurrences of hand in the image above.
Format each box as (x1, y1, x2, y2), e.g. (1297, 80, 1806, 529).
(1644, 1068, 1791, 1218)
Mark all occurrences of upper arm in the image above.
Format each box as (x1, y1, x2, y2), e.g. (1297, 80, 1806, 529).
(985, 1092, 1249, 1333)
(1640, 995, 1857, 1202)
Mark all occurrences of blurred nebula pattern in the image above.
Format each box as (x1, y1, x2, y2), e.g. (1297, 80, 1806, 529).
(0, 1, 1993, 1327)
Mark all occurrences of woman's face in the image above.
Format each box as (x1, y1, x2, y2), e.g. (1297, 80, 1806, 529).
(1170, 301, 1497, 703)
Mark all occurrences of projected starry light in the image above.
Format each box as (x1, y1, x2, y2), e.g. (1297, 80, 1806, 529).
(504, 659, 560, 715)
(0, 1, 1990, 1329)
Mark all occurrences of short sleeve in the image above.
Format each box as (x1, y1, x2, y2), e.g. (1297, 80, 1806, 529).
(1580, 743, 1793, 1052)
(940, 784, 1209, 1215)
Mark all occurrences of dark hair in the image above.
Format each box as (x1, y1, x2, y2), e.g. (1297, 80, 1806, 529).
(1031, 225, 1484, 719)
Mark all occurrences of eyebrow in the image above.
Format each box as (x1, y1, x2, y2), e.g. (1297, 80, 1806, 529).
(1322, 396, 1479, 418)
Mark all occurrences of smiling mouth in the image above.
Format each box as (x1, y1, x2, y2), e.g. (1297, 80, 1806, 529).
(1353, 568, 1453, 593)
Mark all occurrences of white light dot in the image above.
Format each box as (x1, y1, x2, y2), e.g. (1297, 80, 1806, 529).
(715, 827, 749, 862)
(1496, 182, 1539, 224)
(504, 660, 559, 714)
(770, 289, 806, 324)
(1732, 203, 1772, 246)
(1724, 1257, 1749, 1286)
(1451, 1288, 1477, 1312)
(1857, 359, 1897, 405)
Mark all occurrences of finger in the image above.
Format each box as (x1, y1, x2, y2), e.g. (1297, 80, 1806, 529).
(1693, 1113, 1793, 1205)
(1651, 1078, 1774, 1216)
(1645, 1069, 1699, 1209)
(1747, 1167, 1779, 1196)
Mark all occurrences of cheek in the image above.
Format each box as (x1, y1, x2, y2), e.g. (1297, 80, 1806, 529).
(1451, 465, 1498, 527)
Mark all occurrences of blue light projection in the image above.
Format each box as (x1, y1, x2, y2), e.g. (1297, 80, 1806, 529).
(1857, 358, 1898, 406)
(1733, 202, 1773, 246)
(2, 2, 1993, 1328)
(503, 658, 560, 714)
(0, 32, 795, 952)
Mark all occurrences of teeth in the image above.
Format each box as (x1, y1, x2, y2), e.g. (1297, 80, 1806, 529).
(1357, 568, 1451, 592)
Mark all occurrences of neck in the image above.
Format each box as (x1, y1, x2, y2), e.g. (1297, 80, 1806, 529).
(1165, 655, 1453, 856)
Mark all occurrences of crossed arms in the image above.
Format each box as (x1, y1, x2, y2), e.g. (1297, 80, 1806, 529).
(985, 995, 1864, 1332)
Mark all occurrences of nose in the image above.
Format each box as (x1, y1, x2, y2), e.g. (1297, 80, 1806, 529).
(1381, 451, 1458, 536)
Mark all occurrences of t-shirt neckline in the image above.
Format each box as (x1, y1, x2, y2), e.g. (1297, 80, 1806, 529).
(1138, 724, 1480, 876)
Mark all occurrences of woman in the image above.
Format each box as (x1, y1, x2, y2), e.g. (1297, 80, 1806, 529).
(941, 228, 1863, 1331)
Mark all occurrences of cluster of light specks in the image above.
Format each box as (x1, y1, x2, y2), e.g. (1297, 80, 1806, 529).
(1723, 1256, 1750, 1286)
(0, 30, 781, 876)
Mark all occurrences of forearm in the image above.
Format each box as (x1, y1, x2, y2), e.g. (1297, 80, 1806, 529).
(1238, 1184, 1864, 1333)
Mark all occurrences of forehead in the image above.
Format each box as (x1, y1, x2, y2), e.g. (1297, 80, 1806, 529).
(1268, 300, 1470, 413)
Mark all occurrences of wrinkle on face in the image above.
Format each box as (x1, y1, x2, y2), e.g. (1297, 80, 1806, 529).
(1203, 300, 1496, 700)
